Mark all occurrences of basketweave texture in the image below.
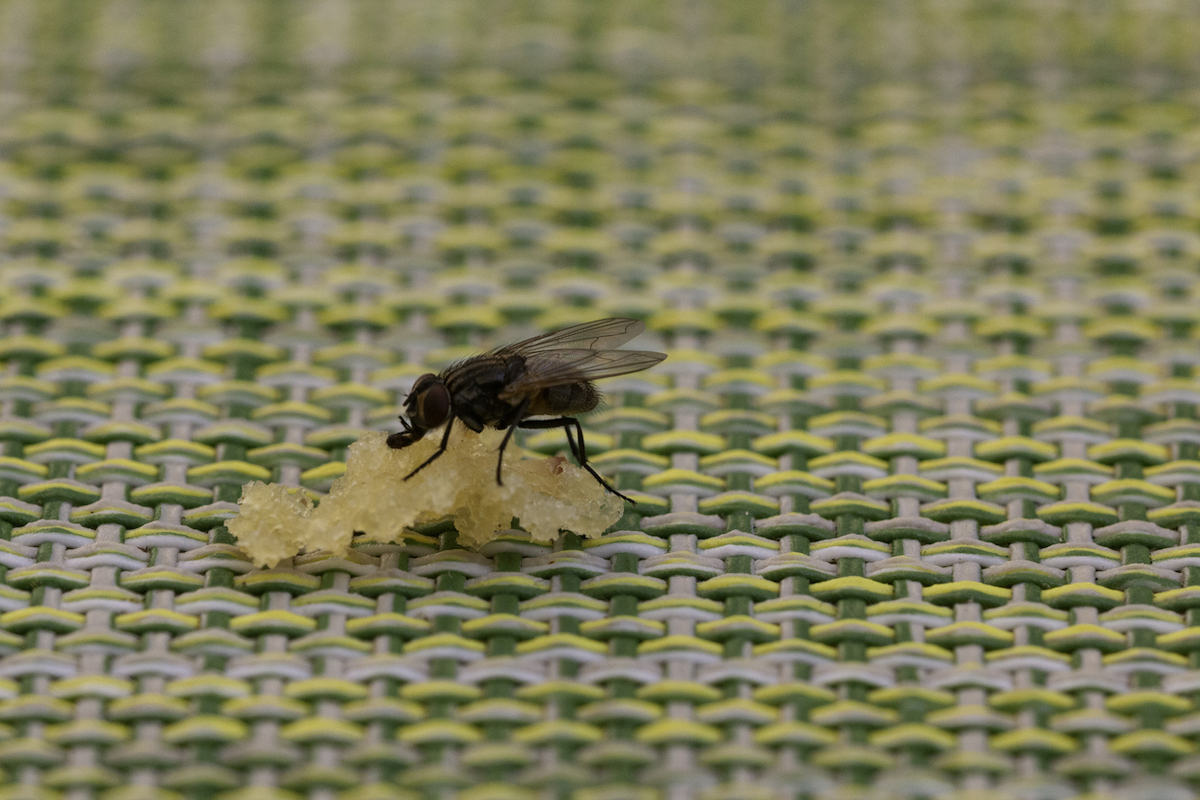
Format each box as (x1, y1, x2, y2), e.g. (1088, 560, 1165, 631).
(4, 2, 1200, 799)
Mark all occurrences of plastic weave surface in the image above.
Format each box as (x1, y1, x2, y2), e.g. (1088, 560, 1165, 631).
(4, 2, 1200, 799)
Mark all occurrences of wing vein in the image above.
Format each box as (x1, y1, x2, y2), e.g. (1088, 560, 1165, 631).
(489, 318, 648, 357)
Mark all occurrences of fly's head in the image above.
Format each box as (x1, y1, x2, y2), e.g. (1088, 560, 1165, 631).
(387, 373, 451, 449)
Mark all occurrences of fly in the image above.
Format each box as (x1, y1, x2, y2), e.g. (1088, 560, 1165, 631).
(387, 317, 667, 503)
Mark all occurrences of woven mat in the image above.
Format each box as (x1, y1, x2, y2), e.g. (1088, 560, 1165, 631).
(2, 2, 1200, 799)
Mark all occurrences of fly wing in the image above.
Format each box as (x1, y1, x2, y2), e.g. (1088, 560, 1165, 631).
(491, 318, 647, 357)
(498, 348, 667, 399)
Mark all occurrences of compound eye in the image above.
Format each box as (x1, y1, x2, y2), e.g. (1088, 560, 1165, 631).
(405, 373, 436, 409)
(420, 383, 450, 427)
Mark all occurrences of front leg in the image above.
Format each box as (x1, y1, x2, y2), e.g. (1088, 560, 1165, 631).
(518, 416, 635, 504)
(403, 417, 455, 481)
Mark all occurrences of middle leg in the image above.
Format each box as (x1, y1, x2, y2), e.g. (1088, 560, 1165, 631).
(494, 399, 529, 486)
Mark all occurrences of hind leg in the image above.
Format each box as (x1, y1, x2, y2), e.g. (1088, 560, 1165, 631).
(518, 416, 635, 504)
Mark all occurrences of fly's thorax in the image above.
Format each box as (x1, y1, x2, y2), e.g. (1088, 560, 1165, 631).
(443, 355, 520, 394)
(442, 354, 527, 429)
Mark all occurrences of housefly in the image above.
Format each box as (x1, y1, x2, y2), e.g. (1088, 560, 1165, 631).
(387, 317, 666, 503)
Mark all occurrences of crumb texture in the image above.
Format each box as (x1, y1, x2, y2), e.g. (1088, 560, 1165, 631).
(229, 430, 624, 566)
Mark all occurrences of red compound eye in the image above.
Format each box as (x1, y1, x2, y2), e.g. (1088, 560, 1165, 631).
(419, 382, 450, 427)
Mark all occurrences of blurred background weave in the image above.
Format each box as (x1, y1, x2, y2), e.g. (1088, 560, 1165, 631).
(3, 1, 1200, 799)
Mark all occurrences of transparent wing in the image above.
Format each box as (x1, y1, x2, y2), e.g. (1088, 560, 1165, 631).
(499, 348, 667, 397)
(491, 318, 647, 357)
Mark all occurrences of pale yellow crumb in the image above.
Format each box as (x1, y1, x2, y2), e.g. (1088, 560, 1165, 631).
(227, 428, 625, 567)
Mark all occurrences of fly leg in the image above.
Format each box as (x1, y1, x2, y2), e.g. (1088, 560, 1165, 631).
(564, 417, 637, 505)
(494, 399, 530, 486)
(518, 417, 635, 504)
(403, 417, 454, 481)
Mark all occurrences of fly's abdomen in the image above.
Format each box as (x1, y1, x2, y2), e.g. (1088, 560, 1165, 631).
(530, 381, 599, 416)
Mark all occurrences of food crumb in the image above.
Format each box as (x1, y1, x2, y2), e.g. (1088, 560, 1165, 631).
(228, 429, 625, 567)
